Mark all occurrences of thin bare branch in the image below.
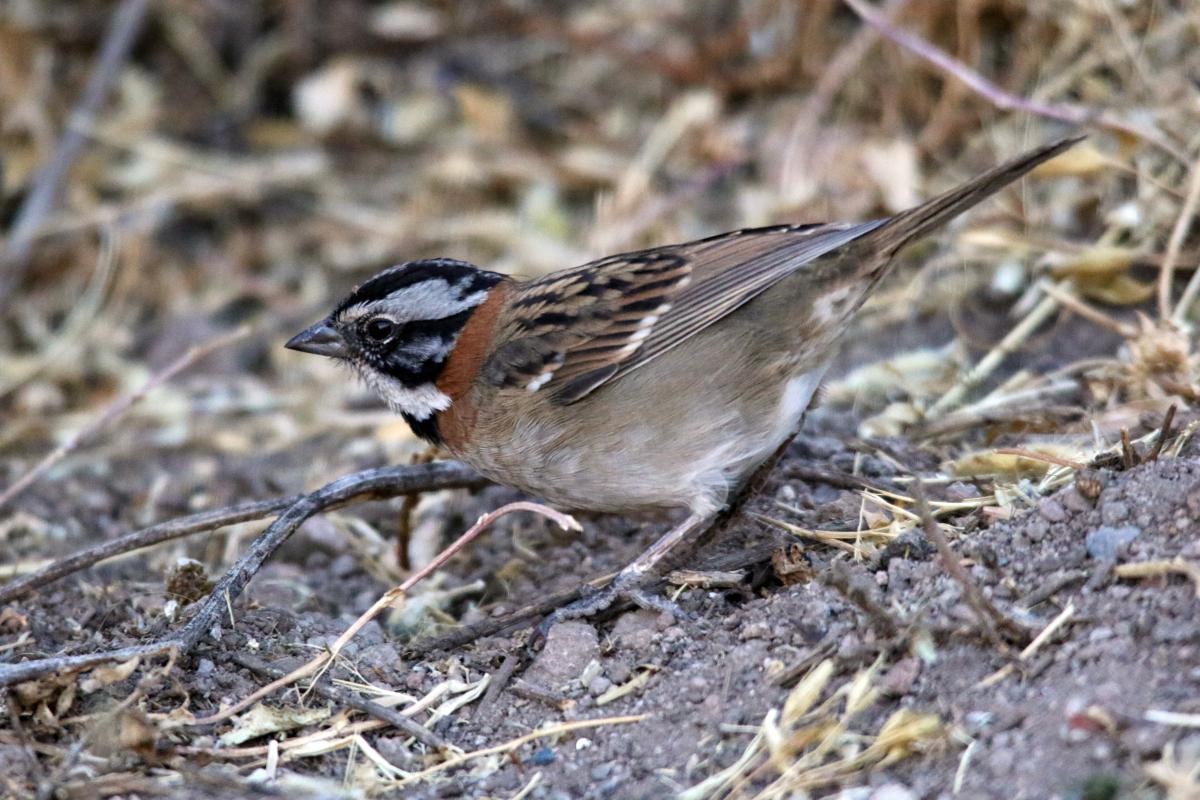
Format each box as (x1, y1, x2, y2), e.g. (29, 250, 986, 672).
(0, 460, 482, 688)
(1166, 156, 1200, 323)
(188, 502, 578, 727)
(912, 483, 1029, 647)
(0, 495, 297, 604)
(841, 0, 1187, 163)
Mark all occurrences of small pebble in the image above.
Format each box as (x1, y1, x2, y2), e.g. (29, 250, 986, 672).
(944, 482, 977, 502)
(1037, 497, 1068, 523)
(1085, 525, 1140, 560)
(526, 622, 600, 687)
(1152, 621, 1196, 644)
(607, 661, 632, 684)
(329, 554, 357, 578)
(1100, 501, 1130, 525)
(740, 621, 771, 640)
(529, 747, 555, 766)
(591, 763, 614, 781)
(881, 657, 921, 696)
(1063, 487, 1095, 514)
(1024, 520, 1050, 543)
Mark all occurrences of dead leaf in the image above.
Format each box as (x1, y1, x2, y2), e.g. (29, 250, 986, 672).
(771, 544, 814, 586)
(89, 708, 167, 759)
(81, 656, 141, 693)
(120, 708, 160, 752)
(946, 446, 1083, 480)
(1031, 142, 1111, 177)
(1077, 273, 1156, 305)
(1050, 246, 1141, 278)
(13, 673, 74, 709)
(54, 681, 76, 720)
(219, 703, 332, 746)
(861, 139, 919, 212)
(0, 606, 28, 633)
(165, 557, 212, 605)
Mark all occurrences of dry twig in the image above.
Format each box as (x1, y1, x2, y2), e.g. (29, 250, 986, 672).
(821, 560, 899, 640)
(188, 502, 579, 727)
(0, 460, 481, 688)
(1114, 558, 1200, 598)
(0, 495, 300, 604)
(841, 0, 1186, 162)
(912, 484, 1028, 647)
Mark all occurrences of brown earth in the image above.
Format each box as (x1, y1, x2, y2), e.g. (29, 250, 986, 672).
(3, 308, 1198, 799)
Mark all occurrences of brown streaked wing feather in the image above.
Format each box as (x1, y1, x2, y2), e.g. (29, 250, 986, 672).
(483, 250, 693, 402)
(484, 222, 884, 404)
(612, 221, 887, 381)
(482, 135, 1082, 405)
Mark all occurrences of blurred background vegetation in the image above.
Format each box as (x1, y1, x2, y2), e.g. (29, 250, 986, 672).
(3, 3, 1200, 797)
(2, 0, 1195, 477)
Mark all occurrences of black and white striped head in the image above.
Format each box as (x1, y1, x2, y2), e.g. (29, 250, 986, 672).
(286, 259, 505, 438)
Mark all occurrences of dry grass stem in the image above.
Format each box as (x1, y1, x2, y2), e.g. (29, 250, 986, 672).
(189, 502, 577, 727)
(927, 283, 1068, 419)
(1166, 155, 1200, 324)
(842, 0, 1185, 162)
(1038, 279, 1136, 337)
(992, 448, 1087, 471)
(392, 715, 648, 786)
(1114, 558, 1200, 598)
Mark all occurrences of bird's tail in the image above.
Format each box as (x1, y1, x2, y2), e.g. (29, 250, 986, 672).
(854, 134, 1084, 260)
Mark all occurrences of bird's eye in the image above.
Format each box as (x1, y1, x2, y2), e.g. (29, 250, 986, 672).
(365, 317, 397, 342)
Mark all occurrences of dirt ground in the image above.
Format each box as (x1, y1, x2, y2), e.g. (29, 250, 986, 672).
(3, 306, 1199, 799)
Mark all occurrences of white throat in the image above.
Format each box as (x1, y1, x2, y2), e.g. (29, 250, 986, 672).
(360, 369, 451, 420)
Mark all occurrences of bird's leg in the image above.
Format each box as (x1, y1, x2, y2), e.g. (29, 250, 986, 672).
(719, 433, 797, 526)
(533, 426, 806, 645)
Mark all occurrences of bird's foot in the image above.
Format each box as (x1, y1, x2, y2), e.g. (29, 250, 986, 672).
(530, 569, 693, 649)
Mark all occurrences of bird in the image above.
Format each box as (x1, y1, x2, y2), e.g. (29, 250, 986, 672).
(286, 135, 1081, 632)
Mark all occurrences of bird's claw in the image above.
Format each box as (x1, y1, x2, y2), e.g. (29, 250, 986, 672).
(529, 571, 694, 651)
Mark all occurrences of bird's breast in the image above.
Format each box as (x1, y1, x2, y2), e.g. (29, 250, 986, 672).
(449, 335, 826, 515)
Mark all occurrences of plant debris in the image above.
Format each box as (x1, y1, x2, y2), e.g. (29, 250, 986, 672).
(3, 1, 1200, 797)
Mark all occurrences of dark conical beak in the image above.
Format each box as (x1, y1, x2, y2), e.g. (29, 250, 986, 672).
(285, 321, 348, 359)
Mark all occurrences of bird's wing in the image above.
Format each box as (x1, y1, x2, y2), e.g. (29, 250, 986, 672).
(482, 222, 881, 403)
(484, 135, 1082, 404)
